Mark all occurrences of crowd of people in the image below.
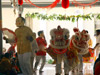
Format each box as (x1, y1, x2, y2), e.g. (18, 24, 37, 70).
(0, 52, 21, 75)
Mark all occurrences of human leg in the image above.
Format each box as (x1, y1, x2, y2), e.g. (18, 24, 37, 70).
(23, 52, 33, 75)
(64, 60, 69, 75)
(78, 55, 83, 72)
(30, 56, 34, 71)
(56, 54, 62, 75)
(18, 54, 27, 75)
(34, 56, 41, 71)
(39, 56, 46, 72)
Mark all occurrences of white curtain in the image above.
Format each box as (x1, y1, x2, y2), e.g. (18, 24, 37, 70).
(25, 16, 33, 30)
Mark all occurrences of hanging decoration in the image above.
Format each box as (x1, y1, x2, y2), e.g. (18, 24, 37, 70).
(62, 0, 69, 9)
(18, 0, 23, 5)
(10, 0, 23, 15)
(25, 12, 100, 22)
(72, 0, 99, 8)
(25, 13, 100, 22)
(24, 0, 60, 8)
(25, 0, 70, 9)
(11, 0, 17, 14)
(17, 5, 23, 15)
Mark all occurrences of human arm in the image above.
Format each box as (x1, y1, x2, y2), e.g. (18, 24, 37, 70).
(94, 43, 100, 50)
(26, 27, 36, 42)
(32, 40, 39, 53)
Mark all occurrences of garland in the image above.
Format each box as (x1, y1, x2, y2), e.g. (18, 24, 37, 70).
(24, 0, 60, 8)
(25, 13, 100, 22)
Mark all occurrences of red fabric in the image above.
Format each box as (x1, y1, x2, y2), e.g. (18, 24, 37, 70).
(36, 37, 47, 47)
(13, 65, 20, 71)
(36, 51, 46, 56)
(62, 0, 69, 9)
(89, 48, 94, 57)
(36, 37, 47, 56)
(18, 0, 23, 5)
(7, 46, 15, 54)
(53, 48, 67, 54)
(70, 39, 73, 48)
(94, 62, 100, 75)
(25, 0, 60, 8)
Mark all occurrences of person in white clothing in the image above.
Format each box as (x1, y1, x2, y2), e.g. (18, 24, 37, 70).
(31, 39, 39, 71)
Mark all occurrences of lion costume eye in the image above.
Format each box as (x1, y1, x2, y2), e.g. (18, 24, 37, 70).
(64, 35, 67, 40)
(52, 36, 54, 40)
(75, 36, 79, 40)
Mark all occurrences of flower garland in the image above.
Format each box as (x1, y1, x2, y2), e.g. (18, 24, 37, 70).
(25, 13, 100, 22)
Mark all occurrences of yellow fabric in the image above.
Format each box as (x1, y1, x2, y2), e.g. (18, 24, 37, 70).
(15, 26, 36, 54)
(88, 39, 93, 47)
(68, 46, 80, 64)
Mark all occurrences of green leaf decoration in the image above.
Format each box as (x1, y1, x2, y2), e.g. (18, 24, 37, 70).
(72, 17, 75, 22)
(25, 12, 100, 22)
(48, 59, 53, 64)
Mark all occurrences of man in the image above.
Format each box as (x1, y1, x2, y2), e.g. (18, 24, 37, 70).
(15, 17, 36, 75)
(93, 54, 100, 75)
(31, 37, 39, 72)
(33, 31, 47, 74)
(94, 29, 100, 58)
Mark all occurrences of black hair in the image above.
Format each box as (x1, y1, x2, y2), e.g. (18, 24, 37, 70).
(4, 53, 10, 58)
(96, 30, 100, 33)
(86, 30, 88, 33)
(98, 53, 100, 58)
(20, 17, 25, 23)
(38, 31, 43, 36)
(15, 53, 18, 57)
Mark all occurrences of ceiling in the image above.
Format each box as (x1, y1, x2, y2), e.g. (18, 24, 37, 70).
(2, 0, 100, 8)
(2, 0, 98, 2)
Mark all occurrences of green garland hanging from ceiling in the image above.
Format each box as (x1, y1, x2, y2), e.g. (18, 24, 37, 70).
(25, 12, 100, 22)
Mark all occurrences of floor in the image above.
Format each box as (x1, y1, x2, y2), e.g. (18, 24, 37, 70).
(36, 63, 93, 75)
(19, 63, 93, 75)
(18, 63, 94, 75)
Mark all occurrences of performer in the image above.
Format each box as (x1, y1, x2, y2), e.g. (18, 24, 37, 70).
(3, 17, 36, 75)
(31, 35, 39, 72)
(15, 17, 36, 75)
(70, 28, 90, 73)
(93, 29, 100, 58)
(47, 26, 70, 75)
(33, 30, 47, 74)
(93, 53, 100, 75)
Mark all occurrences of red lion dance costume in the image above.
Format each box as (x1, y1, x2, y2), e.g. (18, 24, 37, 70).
(47, 26, 79, 75)
(70, 28, 90, 73)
